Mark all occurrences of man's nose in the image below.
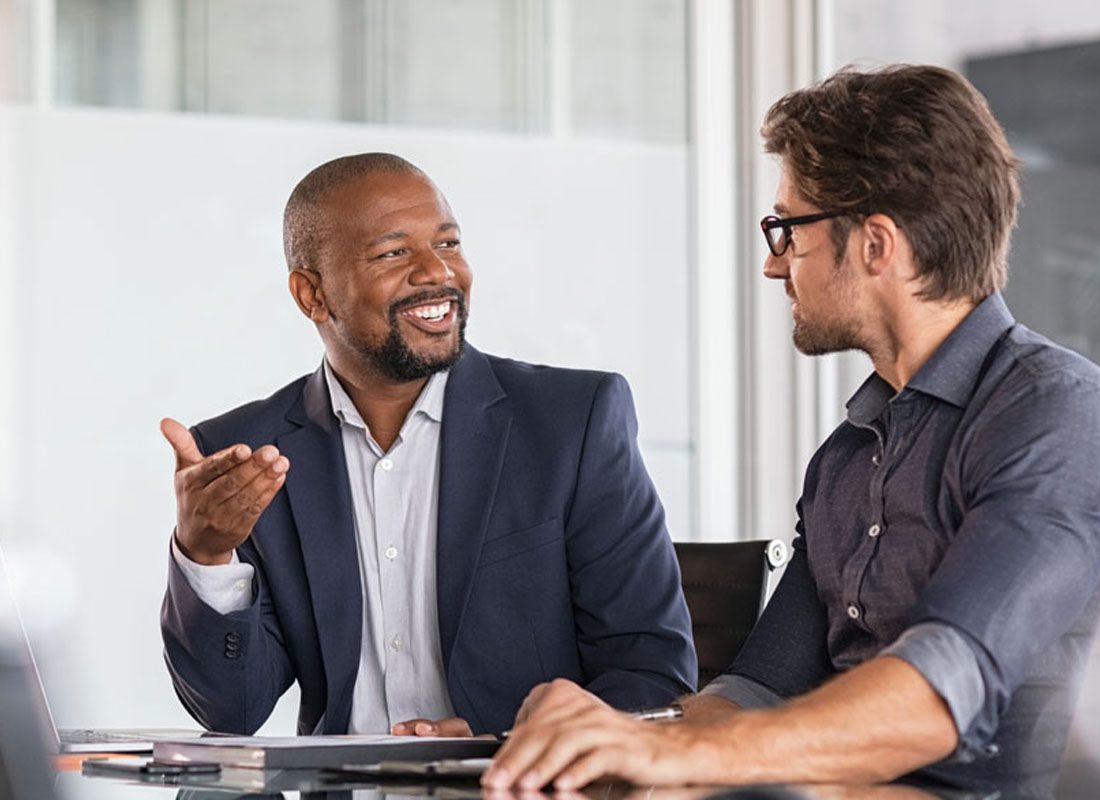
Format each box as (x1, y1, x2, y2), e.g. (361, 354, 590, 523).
(762, 250, 789, 280)
(410, 249, 455, 284)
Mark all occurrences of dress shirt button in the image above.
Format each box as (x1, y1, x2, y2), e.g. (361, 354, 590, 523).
(872, 452, 881, 466)
(390, 635, 403, 652)
(380, 458, 394, 471)
(234, 579, 249, 592)
(384, 545, 398, 561)
(847, 604, 861, 620)
(868, 523, 881, 538)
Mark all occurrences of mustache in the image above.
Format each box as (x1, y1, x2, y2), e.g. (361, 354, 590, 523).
(388, 289, 466, 318)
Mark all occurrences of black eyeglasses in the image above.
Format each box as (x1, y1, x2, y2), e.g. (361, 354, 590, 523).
(759, 209, 851, 257)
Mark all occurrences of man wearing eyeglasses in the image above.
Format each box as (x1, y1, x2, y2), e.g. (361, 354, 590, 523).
(485, 64, 1100, 795)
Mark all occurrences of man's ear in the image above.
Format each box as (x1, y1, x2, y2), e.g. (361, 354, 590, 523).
(859, 213, 899, 276)
(288, 268, 330, 322)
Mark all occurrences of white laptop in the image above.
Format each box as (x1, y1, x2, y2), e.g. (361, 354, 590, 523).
(0, 541, 202, 753)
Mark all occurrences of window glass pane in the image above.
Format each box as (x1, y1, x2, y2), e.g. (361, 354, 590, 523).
(383, 0, 526, 132)
(198, 0, 343, 118)
(51, 0, 686, 143)
(56, 0, 142, 107)
(570, 0, 686, 141)
(1, 0, 27, 102)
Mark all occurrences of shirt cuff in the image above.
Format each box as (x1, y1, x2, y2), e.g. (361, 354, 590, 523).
(882, 621, 985, 745)
(698, 672, 785, 710)
(170, 535, 255, 614)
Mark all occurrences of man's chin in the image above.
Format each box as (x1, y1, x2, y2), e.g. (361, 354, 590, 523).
(379, 336, 465, 382)
(792, 324, 859, 357)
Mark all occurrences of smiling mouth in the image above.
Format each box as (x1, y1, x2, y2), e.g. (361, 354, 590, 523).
(397, 298, 458, 334)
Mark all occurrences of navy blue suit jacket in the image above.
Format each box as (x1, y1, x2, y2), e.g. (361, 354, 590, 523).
(161, 346, 696, 735)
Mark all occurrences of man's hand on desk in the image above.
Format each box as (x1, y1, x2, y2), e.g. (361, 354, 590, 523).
(483, 659, 959, 791)
(391, 716, 474, 737)
(161, 417, 290, 566)
(483, 679, 719, 791)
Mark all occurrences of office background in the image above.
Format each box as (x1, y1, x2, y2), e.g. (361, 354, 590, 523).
(0, 0, 1098, 777)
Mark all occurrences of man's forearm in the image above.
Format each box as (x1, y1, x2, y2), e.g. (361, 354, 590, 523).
(691, 655, 958, 784)
(678, 692, 740, 721)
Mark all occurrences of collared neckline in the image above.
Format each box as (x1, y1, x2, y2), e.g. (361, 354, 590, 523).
(846, 293, 1015, 426)
(322, 358, 449, 434)
(905, 293, 1015, 407)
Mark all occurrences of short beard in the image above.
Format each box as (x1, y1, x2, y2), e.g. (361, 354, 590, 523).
(790, 251, 862, 356)
(792, 316, 861, 356)
(357, 290, 469, 382)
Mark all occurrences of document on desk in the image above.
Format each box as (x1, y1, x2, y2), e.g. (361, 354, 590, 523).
(152, 734, 499, 770)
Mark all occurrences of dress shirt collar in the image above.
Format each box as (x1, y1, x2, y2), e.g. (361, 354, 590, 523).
(321, 357, 448, 434)
(846, 292, 1016, 426)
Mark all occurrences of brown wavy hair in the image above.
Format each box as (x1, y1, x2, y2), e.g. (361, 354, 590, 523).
(762, 65, 1020, 302)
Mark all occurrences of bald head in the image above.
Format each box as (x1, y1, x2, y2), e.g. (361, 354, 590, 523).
(282, 152, 426, 272)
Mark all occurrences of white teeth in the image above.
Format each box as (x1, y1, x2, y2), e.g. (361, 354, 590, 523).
(407, 300, 451, 321)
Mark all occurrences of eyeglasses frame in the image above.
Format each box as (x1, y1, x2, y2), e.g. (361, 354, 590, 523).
(759, 209, 852, 257)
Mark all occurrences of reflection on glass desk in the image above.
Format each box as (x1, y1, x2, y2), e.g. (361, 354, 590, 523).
(58, 768, 1012, 800)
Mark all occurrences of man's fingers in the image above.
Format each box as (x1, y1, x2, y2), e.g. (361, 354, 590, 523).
(553, 751, 614, 791)
(178, 443, 255, 490)
(514, 726, 614, 790)
(431, 717, 473, 737)
(392, 719, 427, 735)
(219, 465, 288, 527)
(161, 417, 206, 471)
(204, 447, 287, 507)
(484, 722, 559, 788)
(390, 717, 472, 738)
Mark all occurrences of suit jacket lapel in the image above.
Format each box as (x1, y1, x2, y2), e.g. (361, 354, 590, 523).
(437, 346, 512, 671)
(279, 366, 362, 734)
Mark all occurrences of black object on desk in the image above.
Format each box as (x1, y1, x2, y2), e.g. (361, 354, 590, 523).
(82, 757, 221, 778)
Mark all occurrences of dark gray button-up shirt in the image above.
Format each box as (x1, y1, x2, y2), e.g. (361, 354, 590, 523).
(708, 293, 1100, 795)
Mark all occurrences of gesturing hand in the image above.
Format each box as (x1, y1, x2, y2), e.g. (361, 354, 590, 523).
(161, 417, 289, 565)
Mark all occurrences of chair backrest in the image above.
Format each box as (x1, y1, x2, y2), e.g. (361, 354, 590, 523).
(673, 539, 788, 689)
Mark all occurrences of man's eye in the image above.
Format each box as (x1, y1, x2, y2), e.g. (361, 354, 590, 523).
(379, 248, 408, 258)
(436, 239, 461, 250)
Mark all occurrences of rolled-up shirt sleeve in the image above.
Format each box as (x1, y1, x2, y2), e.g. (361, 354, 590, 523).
(699, 672, 784, 709)
(883, 622, 989, 759)
(907, 369, 1100, 750)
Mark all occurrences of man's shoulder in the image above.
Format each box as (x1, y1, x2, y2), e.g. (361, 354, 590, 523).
(456, 348, 636, 429)
(1001, 324, 1100, 389)
(973, 324, 1100, 423)
(192, 373, 313, 453)
(484, 352, 620, 387)
(477, 349, 624, 397)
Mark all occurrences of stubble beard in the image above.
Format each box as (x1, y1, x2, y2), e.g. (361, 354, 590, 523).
(790, 259, 864, 357)
(352, 291, 469, 382)
(792, 311, 862, 356)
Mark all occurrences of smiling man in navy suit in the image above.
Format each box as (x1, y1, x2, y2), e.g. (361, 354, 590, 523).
(159, 153, 696, 738)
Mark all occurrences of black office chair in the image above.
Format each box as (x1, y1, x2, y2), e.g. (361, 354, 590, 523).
(674, 539, 789, 689)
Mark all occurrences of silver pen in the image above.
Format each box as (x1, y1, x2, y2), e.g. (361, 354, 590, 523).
(499, 703, 683, 739)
